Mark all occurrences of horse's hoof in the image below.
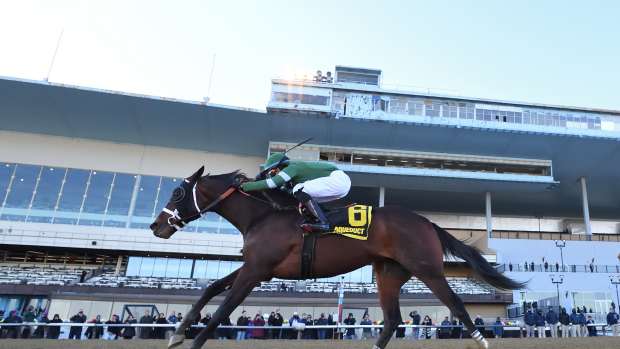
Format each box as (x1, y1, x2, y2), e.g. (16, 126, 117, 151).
(372, 345, 381, 349)
(478, 338, 489, 349)
(168, 334, 186, 349)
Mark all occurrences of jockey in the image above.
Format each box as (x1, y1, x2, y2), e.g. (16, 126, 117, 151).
(241, 152, 351, 232)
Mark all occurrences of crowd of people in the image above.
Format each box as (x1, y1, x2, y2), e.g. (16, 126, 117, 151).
(0, 305, 618, 340)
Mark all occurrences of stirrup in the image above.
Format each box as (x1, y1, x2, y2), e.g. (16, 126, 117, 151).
(300, 221, 331, 233)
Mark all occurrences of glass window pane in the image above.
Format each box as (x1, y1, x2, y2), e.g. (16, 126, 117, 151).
(55, 169, 89, 224)
(155, 177, 180, 214)
(140, 257, 155, 277)
(193, 260, 207, 279)
(134, 175, 161, 218)
(152, 257, 167, 277)
(103, 173, 135, 227)
(126, 257, 141, 277)
(218, 261, 232, 278)
(165, 258, 181, 277)
(0, 163, 16, 205)
(1, 164, 40, 221)
(28, 167, 65, 223)
(205, 260, 220, 279)
(80, 170, 113, 226)
(178, 259, 193, 278)
(82, 171, 113, 214)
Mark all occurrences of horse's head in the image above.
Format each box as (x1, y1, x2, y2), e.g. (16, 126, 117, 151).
(150, 167, 244, 239)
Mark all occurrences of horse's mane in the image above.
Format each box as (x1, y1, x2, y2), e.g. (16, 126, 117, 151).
(204, 170, 298, 208)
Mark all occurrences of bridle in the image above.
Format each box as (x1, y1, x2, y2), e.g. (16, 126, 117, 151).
(162, 179, 236, 231)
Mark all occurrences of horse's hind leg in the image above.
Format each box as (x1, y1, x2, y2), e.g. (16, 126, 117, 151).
(416, 272, 489, 349)
(372, 260, 410, 349)
(168, 268, 239, 349)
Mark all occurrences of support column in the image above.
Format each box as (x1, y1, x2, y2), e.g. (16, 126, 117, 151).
(580, 177, 592, 240)
(115, 255, 123, 275)
(126, 174, 142, 228)
(378, 187, 385, 207)
(485, 192, 492, 237)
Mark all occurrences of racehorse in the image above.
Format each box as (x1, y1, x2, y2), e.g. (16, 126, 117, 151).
(150, 166, 524, 349)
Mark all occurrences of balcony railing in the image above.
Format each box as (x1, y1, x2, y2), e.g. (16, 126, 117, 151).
(490, 230, 620, 242)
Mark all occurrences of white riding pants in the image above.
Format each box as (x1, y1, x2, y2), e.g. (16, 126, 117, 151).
(293, 170, 351, 203)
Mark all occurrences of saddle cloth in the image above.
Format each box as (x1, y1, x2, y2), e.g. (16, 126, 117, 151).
(325, 204, 373, 240)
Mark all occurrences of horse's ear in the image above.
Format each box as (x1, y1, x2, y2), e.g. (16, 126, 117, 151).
(189, 166, 205, 181)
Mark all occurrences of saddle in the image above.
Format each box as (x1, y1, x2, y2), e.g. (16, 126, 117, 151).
(300, 204, 372, 279)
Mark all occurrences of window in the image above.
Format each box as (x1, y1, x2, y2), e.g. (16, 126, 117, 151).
(1, 164, 41, 221)
(155, 177, 180, 214)
(133, 175, 161, 218)
(389, 97, 408, 115)
(104, 173, 135, 227)
(424, 101, 440, 117)
(407, 99, 424, 116)
(272, 92, 329, 106)
(80, 170, 113, 226)
(0, 163, 16, 206)
(54, 169, 89, 224)
(28, 167, 65, 223)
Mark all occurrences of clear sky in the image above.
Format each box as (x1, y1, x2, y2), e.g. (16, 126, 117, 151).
(1, 0, 619, 111)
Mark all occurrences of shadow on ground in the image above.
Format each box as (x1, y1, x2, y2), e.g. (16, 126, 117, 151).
(1, 338, 620, 349)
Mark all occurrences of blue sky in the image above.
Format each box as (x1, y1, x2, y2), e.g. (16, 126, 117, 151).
(0, 0, 618, 110)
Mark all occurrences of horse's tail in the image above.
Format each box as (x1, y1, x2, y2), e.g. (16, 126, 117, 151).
(432, 222, 525, 290)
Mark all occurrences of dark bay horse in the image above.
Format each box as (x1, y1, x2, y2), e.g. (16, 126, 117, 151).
(150, 167, 524, 349)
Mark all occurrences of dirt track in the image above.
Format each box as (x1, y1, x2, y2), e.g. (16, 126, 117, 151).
(2, 338, 620, 349)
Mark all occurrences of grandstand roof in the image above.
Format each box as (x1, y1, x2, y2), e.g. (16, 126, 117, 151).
(1, 76, 619, 219)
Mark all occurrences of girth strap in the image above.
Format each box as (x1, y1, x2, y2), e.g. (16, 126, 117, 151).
(300, 233, 318, 280)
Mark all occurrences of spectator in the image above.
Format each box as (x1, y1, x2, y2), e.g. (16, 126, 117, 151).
(559, 307, 570, 338)
(218, 316, 233, 340)
(530, 261, 535, 271)
(361, 314, 373, 339)
(395, 320, 406, 338)
(80, 270, 88, 283)
(586, 315, 597, 336)
(167, 311, 178, 324)
(153, 313, 168, 339)
(421, 315, 433, 339)
(439, 316, 451, 339)
(343, 313, 356, 339)
(508, 262, 513, 271)
(302, 314, 314, 339)
(492, 317, 504, 338)
(315, 313, 328, 340)
(176, 312, 183, 323)
(105, 314, 122, 340)
(68, 309, 87, 339)
(409, 310, 421, 340)
(535, 309, 546, 338)
(280, 282, 287, 292)
(569, 308, 580, 337)
(251, 313, 266, 339)
(268, 309, 284, 339)
(545, 307, 559, 338)
(607, 306, 620, 336)
(555, 262, 560, 272)
(544, 261, 549, 272)
(4, 310, 22, 339)
(46, 314, 63, 339)
(21, 305, 36, 338)
(122, 314, 137, 339)
(85, 315, 103, 339)
(524, 308, 535, 338)
(138, 310, 154, 339)
(450, 320, 463, 339)
(326, 71, 333, 83)
(327, 313, 336, 339)
(524, 262, 529, 271)
(578, 309, 587, 337)
(32, 313, 49, 338)
(236, 310, 249, 340)
(474, 315, 485, 334)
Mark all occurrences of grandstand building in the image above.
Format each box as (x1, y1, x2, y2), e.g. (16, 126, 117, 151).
(0, 65, 619, 322)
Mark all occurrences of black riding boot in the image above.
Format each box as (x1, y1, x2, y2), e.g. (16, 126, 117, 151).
(294, 190, 331, 232)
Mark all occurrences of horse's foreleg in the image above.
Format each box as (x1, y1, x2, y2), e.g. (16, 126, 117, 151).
(190, 267, 267, 349)
(373, 261, 410, 349)
(168, 268, 240, 349)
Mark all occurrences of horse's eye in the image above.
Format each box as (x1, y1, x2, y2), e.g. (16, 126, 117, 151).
(171, 187, 185, 203)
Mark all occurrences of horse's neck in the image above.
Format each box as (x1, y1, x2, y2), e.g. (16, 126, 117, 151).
(214, 191, 276, 234)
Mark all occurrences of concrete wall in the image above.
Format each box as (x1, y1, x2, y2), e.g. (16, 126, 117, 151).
(0, 130, 263, 178)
